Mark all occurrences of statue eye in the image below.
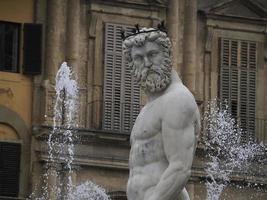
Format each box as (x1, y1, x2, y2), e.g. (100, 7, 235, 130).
(134, 55, 143, 62)
(148, 51, 158, 58)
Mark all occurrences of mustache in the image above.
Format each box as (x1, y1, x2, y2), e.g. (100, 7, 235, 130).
(132, 65, 170, 83)
(132, 64, 169, 83)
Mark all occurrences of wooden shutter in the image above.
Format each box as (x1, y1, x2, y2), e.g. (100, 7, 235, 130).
(247, 42, 257, 138)
(219, 38, 257, 140)
(239, 41, 249, 137)
(0, 142, 21, 197)
(230, 40, 238, 118)
(121, 26, 140, 132)
(23, 23, 42, 74)
(109, 191, 127, 200)
(103, 23, 118, 131)
(219, 39, 231, 107)
(103, 23, 140, 133)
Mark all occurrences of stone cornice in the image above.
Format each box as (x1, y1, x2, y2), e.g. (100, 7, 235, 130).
(90, 0, 167, 9)
(33, 125, 130, 146)
(38, 154, 129, 170)
(204, 14, 267, 37)
(206, 13, 267, 25)
(198, 0, 267, 18)
(191, 167, 267, 186)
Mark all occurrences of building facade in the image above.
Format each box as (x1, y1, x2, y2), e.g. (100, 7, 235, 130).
(0, 0, 266, 199)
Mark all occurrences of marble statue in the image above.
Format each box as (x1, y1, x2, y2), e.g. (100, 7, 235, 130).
(122, 27, 200, 200)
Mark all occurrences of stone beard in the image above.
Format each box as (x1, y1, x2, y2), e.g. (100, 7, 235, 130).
(123, 28, 199, 200)
(129, 54, 172, 93)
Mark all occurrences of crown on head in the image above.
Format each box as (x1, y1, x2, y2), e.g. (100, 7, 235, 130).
(121, 21, 167, 41)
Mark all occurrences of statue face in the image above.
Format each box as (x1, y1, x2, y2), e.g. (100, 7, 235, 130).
(131, 41, 164, 69)
(130, 41, 171, 93)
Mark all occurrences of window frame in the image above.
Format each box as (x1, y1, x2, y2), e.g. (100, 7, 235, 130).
(218, 37, 258, 139)
(103, 22, 141, 134)
(208, 27, 265, 142)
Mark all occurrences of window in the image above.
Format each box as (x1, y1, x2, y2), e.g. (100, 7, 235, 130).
(23, 23, 42, 75)
(0, 142, 21, 197)
(109, 191, 127, 200)
(0, 21, 20, 73)
(103, 23, 140, 133)
(219, 38, 257, 140)
(0, 21, 42, 74)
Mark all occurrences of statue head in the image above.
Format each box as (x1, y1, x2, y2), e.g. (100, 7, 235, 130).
(122, 28, 172, 94)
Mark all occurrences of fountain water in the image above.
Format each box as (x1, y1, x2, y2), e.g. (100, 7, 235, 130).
(203, 99, 266, 200)
(29, 62, 110, 200)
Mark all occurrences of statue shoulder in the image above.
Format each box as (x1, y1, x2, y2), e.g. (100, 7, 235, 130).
(161, 83, 198, 126)
(164, 82, 197, 109)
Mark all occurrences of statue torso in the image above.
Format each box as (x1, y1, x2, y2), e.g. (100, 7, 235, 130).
(127, 96, 168, 200)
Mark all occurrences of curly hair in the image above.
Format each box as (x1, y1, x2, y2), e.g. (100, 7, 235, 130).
(122, 28, 172, 93)
(122, 28, 172, 70)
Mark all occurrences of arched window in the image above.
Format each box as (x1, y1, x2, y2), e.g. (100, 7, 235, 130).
(0, 106, 30, 198)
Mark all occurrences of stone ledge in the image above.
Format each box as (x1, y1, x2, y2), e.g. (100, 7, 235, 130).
(38, 154, 129, 170)
(33, 125, 130, 146)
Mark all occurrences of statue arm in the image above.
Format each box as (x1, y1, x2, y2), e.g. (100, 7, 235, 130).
(148, 113, 196, 200)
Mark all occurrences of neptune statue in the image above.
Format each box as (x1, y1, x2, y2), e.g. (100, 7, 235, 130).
(122, 25, 200, 200)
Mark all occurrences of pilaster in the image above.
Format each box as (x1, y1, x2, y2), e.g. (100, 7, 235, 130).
(45, 0, 67, 83)
(183, 0, 197, 94)
(44, 162, 62, 200)
(167, 0, 184, 75)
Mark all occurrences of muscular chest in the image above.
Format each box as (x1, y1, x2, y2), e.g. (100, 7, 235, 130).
(131, 104, 161, 142)
(129, 101, 167, 167)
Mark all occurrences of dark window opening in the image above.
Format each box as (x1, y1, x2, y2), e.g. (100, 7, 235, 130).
(0, 142, 21, 197)
(23, 23, 42, 75)
(0, 21, 20, 73)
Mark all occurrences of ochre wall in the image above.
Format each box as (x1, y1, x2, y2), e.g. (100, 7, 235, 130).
(0, 72, 33, 128)
(0, 123, 19, 140)
(0, 0, 34, 23)
(0, 0, 34, 135)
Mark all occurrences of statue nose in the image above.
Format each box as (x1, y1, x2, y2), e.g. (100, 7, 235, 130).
(144, 56, 152, 68)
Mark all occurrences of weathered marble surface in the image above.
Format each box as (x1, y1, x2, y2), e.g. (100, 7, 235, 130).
(123, 28, 200, 200)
